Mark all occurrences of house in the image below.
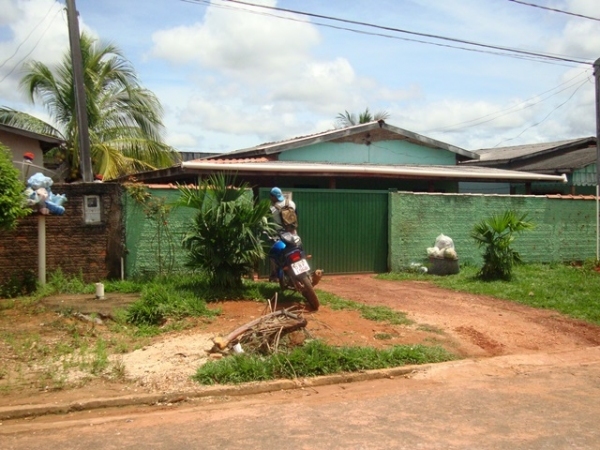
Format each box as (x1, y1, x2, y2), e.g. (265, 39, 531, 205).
(124, 120, 567, 191)
(459, 137, 597, 195)
(0, 123, 64, 181)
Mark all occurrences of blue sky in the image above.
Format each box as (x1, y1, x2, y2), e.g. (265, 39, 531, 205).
(1, 0, 598, 154)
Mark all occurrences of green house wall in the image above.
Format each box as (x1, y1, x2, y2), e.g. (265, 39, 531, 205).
(278, 140, 456, 165)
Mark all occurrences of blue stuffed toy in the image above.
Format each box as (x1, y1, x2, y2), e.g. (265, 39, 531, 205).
(25, 172, 67, 216)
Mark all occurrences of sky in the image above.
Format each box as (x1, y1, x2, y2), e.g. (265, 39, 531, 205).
(1, 0, 599, 155)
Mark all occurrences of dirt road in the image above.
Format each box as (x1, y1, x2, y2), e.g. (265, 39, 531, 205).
(1, 274, 600, 413)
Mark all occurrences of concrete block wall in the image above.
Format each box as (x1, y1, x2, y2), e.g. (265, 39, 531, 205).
(390, 192, 598, 270)
(0, 182, 124, 285)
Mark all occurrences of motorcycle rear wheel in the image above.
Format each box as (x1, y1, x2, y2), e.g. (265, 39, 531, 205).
(298, 273, 320, 311)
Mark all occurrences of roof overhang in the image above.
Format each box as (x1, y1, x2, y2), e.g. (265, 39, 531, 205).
(0, 124, 64, 146)
(162, 160, 567, 183)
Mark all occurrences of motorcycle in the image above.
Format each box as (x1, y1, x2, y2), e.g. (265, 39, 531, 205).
(268, 231, 322, 311)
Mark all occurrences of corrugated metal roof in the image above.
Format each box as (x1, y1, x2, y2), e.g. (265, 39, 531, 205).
(204, 120, 478, 160)
(472, 139, 583, 161)
(515, 146, 596, 172)
(466, 137, 596, 165)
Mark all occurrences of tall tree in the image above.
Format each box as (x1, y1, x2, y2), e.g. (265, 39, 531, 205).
(0, 33, 179, 181)
(335, 108, 390, 128)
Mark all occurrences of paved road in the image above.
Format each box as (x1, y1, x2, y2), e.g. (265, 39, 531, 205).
(2, 347, 600, 450)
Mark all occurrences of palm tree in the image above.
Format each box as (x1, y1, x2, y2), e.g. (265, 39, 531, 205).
(176, 174, 278, 289)
(471, 210, 535, 281)
(0, 33, 179, 181)
(335, 108, 390, 128)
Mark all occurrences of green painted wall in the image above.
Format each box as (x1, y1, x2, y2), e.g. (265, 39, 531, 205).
(124, 188, 598, 278)
(124, 187, 256, 278)
(390, 192, 598, 270)
(279, 140, 456, 165)
(124, 188, 195, 277)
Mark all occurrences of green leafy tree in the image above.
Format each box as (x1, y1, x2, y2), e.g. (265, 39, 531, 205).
(0, 144, 29, 231)
(335, 107, 390, 128)
(471, 210, 535, 281)
(175, 174, 277, 289)
(0, 33, 179, 181)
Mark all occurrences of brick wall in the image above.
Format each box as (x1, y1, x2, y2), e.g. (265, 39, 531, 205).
(0, 182, 124, 285)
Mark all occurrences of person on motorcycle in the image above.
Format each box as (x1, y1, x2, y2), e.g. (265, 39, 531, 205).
(269, 187, 297, 233)
(269, 187, 298, 281)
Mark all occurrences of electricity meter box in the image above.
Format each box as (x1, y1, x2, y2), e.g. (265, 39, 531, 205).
(84, 195, 102, 224)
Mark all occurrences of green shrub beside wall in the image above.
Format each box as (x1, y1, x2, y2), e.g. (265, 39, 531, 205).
(124, 188, 195, 277)
(390, 192, 597, 270)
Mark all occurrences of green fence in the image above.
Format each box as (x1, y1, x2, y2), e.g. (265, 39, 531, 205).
(390, 192, 598, 270)
(123, 187, 598, 278)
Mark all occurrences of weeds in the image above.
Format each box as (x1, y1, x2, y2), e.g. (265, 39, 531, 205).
(194, 340, 456, 385)
(318, 291, 412, 325)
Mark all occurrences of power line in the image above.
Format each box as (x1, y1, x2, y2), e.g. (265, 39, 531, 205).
(210, 0, 592, 65)
(507, 0, 600, 22)
(424, 69, 593, 133)
(183, 0, 581, 68)
(0, 3, 59, 71)
(491, 77, 590, 148)
(0, 7, 64, 84)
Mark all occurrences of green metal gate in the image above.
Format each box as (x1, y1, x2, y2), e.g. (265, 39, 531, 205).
(260, 188, 389, 274)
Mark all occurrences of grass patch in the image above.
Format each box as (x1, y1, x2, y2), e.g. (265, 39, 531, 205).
(379, 262, 600, 325)
(318, 291, 412, 325)
(193, 339, 456, 385)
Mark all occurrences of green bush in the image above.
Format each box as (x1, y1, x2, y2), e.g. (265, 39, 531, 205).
(0, 270, 37, 298)
(0, 144, 30, 231)
(176, 174, 277, 289)
(471, 210, 534, 281)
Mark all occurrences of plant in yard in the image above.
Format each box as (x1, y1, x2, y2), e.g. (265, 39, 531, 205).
(471, 210, 535, 281)
(175, 174, 277, 289)
(126, 183, 175, 277)
(0, 144, 30, 231)
(0, 33, 179, 181)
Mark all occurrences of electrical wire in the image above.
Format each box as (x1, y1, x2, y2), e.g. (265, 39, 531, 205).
(0, 7, 64, 84)
(0, 2, 59, 71)
(490, 77, 590, 148)
(507, 0, 600, 22)
(206, 0, 592, 65)
(423, 68, 592, 133)
(183, 0, 583, 68)
(180, 0, 597, 142)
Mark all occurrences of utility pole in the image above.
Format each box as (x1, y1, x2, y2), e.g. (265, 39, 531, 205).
(595, 58, 600, 259)
(65, 0, 93, 182)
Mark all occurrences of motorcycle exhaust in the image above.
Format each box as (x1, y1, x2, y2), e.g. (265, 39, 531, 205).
(312, 269, 323, 287)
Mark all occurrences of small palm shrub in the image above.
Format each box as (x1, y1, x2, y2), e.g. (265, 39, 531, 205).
(471, 210, 534, 281)
(176, 174, 277, 289)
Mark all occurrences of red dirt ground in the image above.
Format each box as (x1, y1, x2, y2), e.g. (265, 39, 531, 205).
(1, 274, 599, 408)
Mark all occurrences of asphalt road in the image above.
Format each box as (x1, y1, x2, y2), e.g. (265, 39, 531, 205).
(2, 347, 600, 450)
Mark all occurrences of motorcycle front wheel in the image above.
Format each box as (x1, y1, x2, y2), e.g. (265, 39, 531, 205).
(298, 273, 320, 311)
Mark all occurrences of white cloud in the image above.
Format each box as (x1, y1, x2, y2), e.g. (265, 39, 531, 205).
(150, 0, 320, 79)
(0, 0, 68, 103)
(0, 0, 19, 25)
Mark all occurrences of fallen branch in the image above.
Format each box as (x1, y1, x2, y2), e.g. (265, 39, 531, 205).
(210, 306, 307, 354)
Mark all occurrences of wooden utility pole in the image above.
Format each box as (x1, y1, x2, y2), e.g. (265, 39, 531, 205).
(595, 58, 600, 259)
(65, 0, 93, 182)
